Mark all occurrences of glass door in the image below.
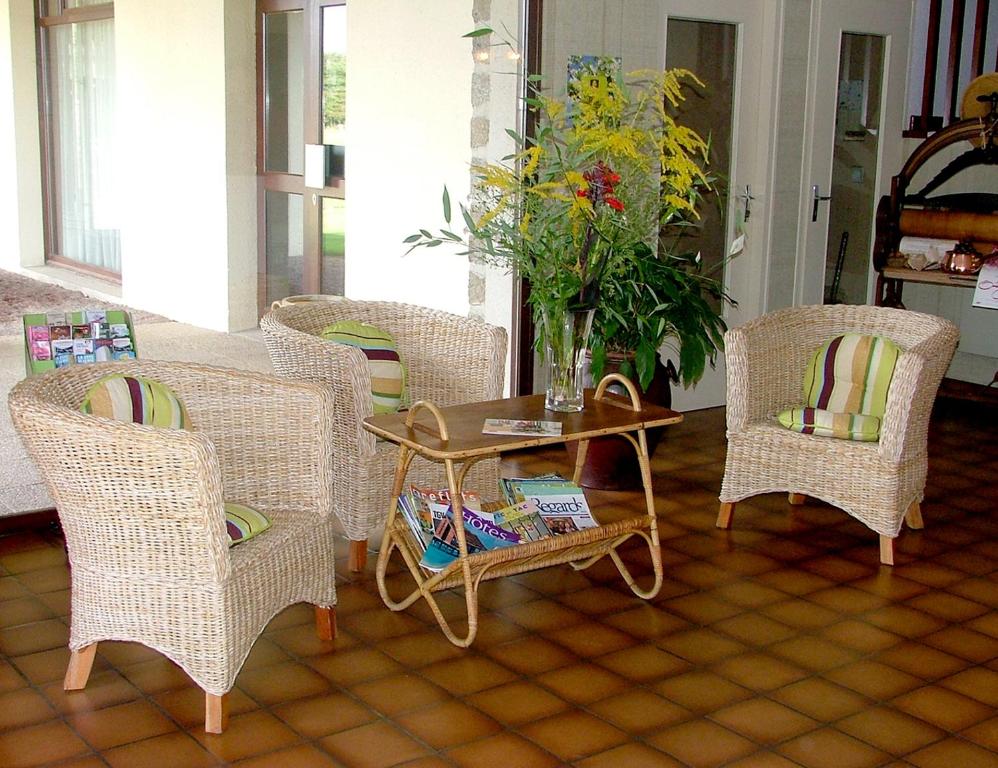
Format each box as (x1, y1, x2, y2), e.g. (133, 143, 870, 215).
(258, 0, 346, 312)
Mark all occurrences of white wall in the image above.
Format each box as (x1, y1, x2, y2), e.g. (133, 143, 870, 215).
(0, 0, 43, 273)
(346, 0, 474, 314)
(115, 0, 256, 331)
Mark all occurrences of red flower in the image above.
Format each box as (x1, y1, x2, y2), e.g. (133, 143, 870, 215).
(579, 161, 624, 211)
(606, 196, 624, 212)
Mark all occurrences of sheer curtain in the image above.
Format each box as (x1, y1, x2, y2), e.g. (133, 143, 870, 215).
(49, 18, 120, 273)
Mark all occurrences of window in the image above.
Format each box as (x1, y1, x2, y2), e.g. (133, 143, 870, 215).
(37, 2, 119, 278)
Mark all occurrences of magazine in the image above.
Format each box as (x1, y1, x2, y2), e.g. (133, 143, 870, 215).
(492, 499, 551, 542)
(397, 485, 485, 551)
(482, 418, 563, 437)
(420, 504, 519, 571)
(500, 475, 598, 534)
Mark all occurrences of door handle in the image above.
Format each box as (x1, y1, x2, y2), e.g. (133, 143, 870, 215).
(812, 184, 832, 222)
(738, 184, 755, 220)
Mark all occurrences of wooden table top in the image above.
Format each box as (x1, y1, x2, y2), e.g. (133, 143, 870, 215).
(363, 391, 683, 460)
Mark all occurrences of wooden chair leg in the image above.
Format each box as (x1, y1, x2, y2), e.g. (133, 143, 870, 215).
(879, 535, 895, 566)
(205, 692, 229, 734)
(904, 501, 924, 530)
(348, 539, 368, 572)
(314, 605, 337, 641)
(788, 493, 807, 505)
(64, 644, 97, 691)
(716, 502, 736, 529)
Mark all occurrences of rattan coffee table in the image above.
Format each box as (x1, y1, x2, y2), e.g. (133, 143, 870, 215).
(363, 374, 683, 647)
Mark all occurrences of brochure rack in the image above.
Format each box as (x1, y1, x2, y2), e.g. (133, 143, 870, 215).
(363, 373, 682, 647)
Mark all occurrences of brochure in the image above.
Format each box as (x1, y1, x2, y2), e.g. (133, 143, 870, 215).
(500, 475, 597, 534)
(482, 418, 563, 437)
(492, 499, 551, 542)
(419, 504, 519, 571)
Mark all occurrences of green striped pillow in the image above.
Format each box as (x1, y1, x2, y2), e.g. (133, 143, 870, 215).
(803, 334, 901, 418)
(777, 407, 882, 442)
(321, 320, 408, 413)
(224, 501, 272, 546)
(81, 374, 190, 429)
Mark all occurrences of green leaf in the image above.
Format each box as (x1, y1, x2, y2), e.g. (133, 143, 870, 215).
(635, 341, 657, 392)
(462, 27, 493, 37)
(402, 234, 421, 244)
(442, 188, 451, 223)
(426, 239, 442, 247)
(419, 229, 434, 238)
(440, 230, 462, 241)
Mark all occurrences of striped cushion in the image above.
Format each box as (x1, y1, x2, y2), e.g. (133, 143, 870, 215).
(224, 501, 272, 546)
(321, 320, 407, 413)
(777, 407, 882, 442)
(81, 374, 190, 429)
(803, 334, 901, 418)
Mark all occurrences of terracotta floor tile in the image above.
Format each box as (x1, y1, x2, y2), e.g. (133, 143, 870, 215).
(543, 620, 635, 658)
(859, 605, 946, 639)
(761, 599, 841, 629)
(0, 686, 56, 731)
(939, 667, 998, 707)
(603, 604, 690, 639)
(647, 718, 756, 767)
(838, 705, 946, 754)
(467, 680, 569, 726)
(575, 741, 685, 768)
(237, 660, 332, 705)
(377, 630, 467, 669)
(948, 577, 998, 609)
(348, 672, 450, 718)
(961, 716, 998, 752)
(152, 685, 257, 728)
(14, 565, 71, 595)
(306, 647, 404, 687)
(652, 670, 753, 713)
(755, 569, 835, 596)
(768, 635, 858, 671)
(103, 732, 218, 768)
(892, 685, 994, 732)
(67, 698, 177, 750)
(264, 622, 337, 659)
(893, 562, 966, 589)
(661, 592, 744, 624)
(588, 688, 690, 733)
(920, 626, 998, 663)
(0, 577, 30, 601)
(10, 646, 73, 685)
(778, 727, 890, 768)
(500, 598, 587, 632)
(712, 580, 794, 609)
(872, 641, 969, 681)
(824, 660, 924, 700)
(558, 585, 651, 615)
(595, 644, 690, 682)
(0, 546, 67, 574)
(419, 654, 517, 696)
(712, 653, 809, 692)
(337, 607, 428, 644)
(906, 737, 998, 768)
(967, 612, 998, 640)
(319, 720, 431, 768)
(272, 692, 376, 739)
(711, 697, 818, 744)
(518, 709, 628, 762)
(771, 678, 874, 722)
(118, 656, 195, 695)
(725, 750, 815, 768)
(536, 661, 629, 704)
(713, 613, 796, 647)
(194, 710, 300, 763)
(0, 720, 90, 768)
(483, 635, 575, 675)
(233, 743, 340, 767)
(905, 592, 991, 623)
(396, 699, 501, 750)
(656, 626, 748, 663)
(445, 731, 562, 768)
(821, 619, 902, 653)
(0, 596, 55, 628)
(849, 573, 929, 601)
(0, 660, 25, 693)
(0, 617, 68, 656)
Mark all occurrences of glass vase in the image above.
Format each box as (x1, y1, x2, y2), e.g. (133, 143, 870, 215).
(541, 305, 595, 412)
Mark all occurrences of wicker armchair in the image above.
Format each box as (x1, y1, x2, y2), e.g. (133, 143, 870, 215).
(717, 304, 959, 565)
(8, 361, 339, 733)
(261, 300, 508, 571)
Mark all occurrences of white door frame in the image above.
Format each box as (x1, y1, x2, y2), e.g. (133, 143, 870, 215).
(662, 0, 781, 411)
(795, 0, 914, 307)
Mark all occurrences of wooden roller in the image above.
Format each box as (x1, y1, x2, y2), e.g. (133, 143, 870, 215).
(899, 208, 998, 244)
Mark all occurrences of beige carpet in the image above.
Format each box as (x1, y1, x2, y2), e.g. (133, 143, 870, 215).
(1, 272, 272, 517)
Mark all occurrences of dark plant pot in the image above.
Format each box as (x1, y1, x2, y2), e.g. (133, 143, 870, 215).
(565, 353, 675, 490)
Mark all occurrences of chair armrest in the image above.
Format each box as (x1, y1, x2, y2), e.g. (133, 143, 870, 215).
(8, 385, 231, 583)
(725, 313, 810, 432)
(261, 317, 379, 457)
(879, 323, 959, 463)
(160, 363, 337, 521)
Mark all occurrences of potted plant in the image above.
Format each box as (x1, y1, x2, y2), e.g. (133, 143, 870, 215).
(408, 59, 733, 452)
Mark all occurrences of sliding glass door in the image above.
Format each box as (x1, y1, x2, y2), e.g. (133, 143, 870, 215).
(257, 0, 346, 312)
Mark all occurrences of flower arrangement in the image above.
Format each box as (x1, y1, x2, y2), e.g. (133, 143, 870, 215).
(408, 61, 732, 393)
